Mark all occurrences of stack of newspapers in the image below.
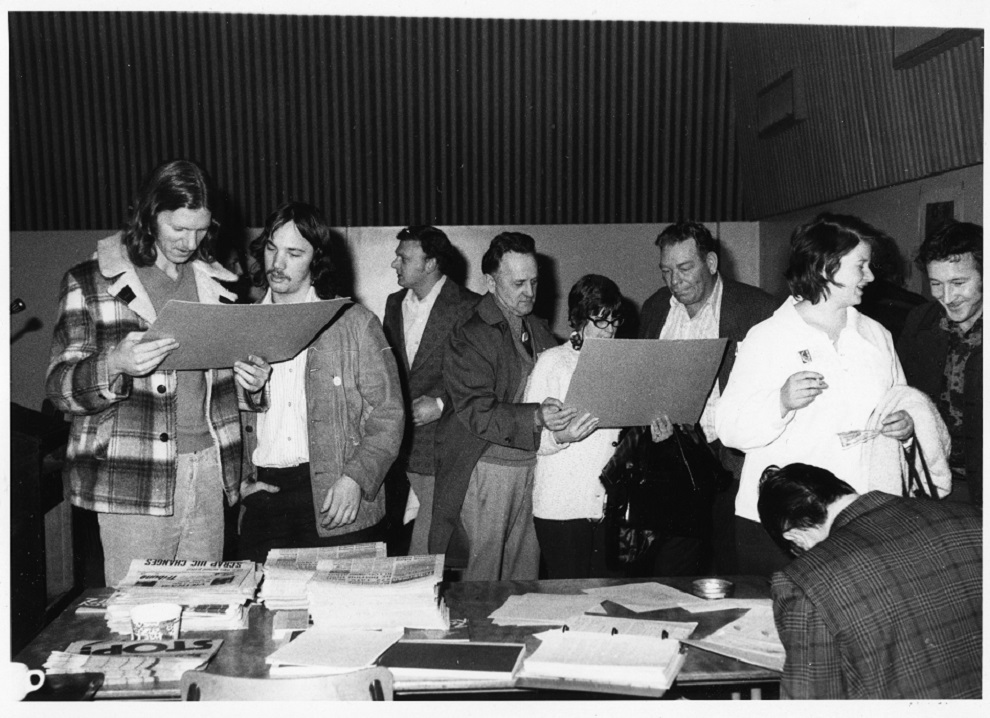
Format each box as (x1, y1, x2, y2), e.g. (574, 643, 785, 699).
(45, 638, 223, 696)
(259, 542, 387, 612)
(105, 559, 261, 635)
(306, 554, 449, 631)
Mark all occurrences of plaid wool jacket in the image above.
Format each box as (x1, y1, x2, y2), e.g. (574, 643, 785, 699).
(46, 234, 261, 515)
(772, 491, 982, 699)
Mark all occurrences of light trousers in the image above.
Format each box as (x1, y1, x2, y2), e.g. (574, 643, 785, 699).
(459, 460, 540, 581)
(98, 448, 224, 586)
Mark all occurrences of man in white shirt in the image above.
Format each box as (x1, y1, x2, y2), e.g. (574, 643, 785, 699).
(237, 202, 404, 563)
(383, 226, 479, 554)
(639, 221, 776, 574)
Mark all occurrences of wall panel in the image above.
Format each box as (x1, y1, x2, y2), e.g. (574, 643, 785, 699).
(10, 12, 742, 230)
(729, 25, 983, 218)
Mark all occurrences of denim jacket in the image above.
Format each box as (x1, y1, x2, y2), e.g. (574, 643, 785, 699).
(242, 302, 405, 537)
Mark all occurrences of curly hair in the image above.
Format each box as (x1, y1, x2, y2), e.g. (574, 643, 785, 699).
(249, 201, 337, 299)
(122, 160, 219, 267)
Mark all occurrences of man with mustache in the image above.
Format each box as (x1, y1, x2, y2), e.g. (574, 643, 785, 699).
(236, 202, 404, 562)
(431, 232, 575, 580)
(639, 221, 776, 576)
(897, 221, 983, 509)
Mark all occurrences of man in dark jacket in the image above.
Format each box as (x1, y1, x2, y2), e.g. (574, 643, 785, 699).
(383, 225, 479, 554)
(640, 221, 777, 574)
(430, 232, 575, 580)
(758, 462, 981, 700)
(897, 221, 982, 509)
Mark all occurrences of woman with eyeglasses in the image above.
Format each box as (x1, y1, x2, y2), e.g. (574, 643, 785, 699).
(524, 274, 672, 579)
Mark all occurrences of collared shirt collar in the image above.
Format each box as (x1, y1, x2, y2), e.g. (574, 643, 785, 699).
(403, 274, 447, 310)
(667, 273, 724, 323)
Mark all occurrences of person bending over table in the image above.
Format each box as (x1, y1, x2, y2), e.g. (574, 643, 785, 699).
(757, 462, 981, 699)
(524, 274, 672, 579)
(715, 213, 913, 578)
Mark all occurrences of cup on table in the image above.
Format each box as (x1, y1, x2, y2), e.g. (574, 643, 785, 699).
(7, 662, 45, 701)
(130, 602, 183, 641)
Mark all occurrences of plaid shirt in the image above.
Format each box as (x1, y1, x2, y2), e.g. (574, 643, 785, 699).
(772, 491, 982, 699)
(46, 234, 259, 515)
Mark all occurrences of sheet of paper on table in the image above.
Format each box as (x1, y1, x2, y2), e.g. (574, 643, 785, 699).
(266, 628, 404, 676)
(563, 337, 728, 427)
(681, 606, 785, 672)
(560, 613, 698, 640)
(678, 597, 773, 613)
(581, 581, 706, 610)
(488, 594, 606, 626)
(141, 297, 351, 371)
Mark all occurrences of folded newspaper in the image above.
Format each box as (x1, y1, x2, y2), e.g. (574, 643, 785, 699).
(306, 554, 449, 630)
(45, 638, 222, 694)
(259, 542, 387, 611)
(106, 559, 261, 634)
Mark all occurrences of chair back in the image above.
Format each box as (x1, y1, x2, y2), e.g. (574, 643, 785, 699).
(180, 667, 394, 701)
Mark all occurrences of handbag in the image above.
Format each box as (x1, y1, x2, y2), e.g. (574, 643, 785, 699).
(902, 439, 939, 499)
(600, 423, 726, 568)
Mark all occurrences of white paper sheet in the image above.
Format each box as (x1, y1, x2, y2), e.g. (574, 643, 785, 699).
(678, 598, 773, 613)
(581, 581, 705, 610)
(266, 628, 404, 673)
(488, 594, 606, 626)
(560, 613, 697, 639)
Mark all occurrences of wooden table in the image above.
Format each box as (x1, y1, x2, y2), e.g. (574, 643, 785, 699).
(16, 576, 779, 700)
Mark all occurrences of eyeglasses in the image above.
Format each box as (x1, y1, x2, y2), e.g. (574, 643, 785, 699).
(589, 315, 623, 330)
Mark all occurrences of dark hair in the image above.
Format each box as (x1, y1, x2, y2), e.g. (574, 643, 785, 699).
(785, 212, 878, 304)
(481, 232, 536, 275)
(568, 274, 624, 332)
(249, 201, 337, 299)
(916, 221, 983, 275)
(397, 225, 457, 276)
(122, 160, 219, 267)
(757, 463, 856, 552)
(655, 221, 718, 258)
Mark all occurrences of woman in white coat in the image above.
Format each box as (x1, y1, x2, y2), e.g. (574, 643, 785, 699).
(715, 213, 913, 577)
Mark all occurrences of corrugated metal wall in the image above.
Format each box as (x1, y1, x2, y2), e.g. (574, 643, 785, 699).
(729, 25, 983, 219)
(9, 13, 742, 230)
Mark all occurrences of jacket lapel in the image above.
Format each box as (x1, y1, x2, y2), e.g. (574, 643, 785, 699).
(410, 280, 457, 372)
(98, 234, 157, 324)
(385, 291, 410, 371)
(98, 233, 239, 325)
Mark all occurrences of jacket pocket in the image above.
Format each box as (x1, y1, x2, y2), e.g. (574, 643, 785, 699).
(92, 405, 118, 461)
